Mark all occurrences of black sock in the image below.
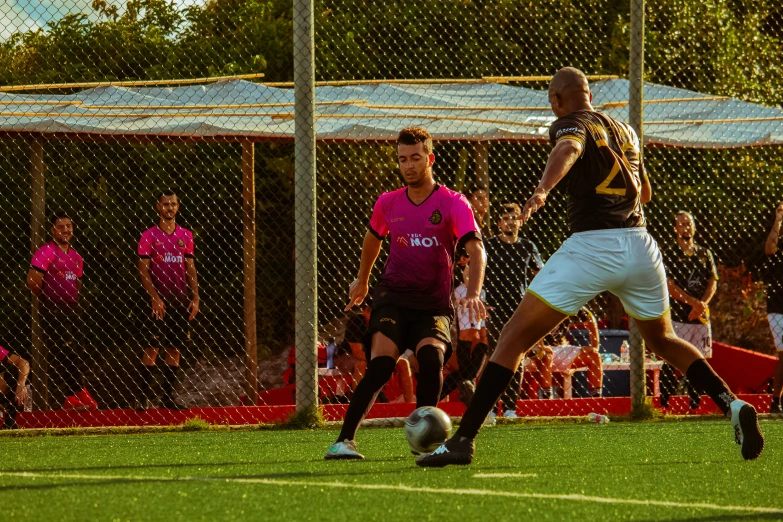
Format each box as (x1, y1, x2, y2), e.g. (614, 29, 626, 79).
(659, 363, 676, 407)
(162, 364, 180, 400)
(686, 378, 702, 408)
(139, 364, 155, 400)
(337, 356, 396, 442)
(499, 366, 523, 411)
(772, 396, 780, 407)
(685, 359, 735, 414)
(63, 345, 84, 396)
(416, 345, 444, 408)
(466, 343, 489, 380)
(455, 362, 515, 440)
(440, 372, 461, 400)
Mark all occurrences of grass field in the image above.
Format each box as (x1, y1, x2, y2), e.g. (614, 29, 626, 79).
(0, 419, 781, 521)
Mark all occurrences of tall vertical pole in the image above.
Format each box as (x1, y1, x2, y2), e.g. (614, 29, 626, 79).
(30, 138, 47, 410)
(629, 0, 646, 412)
(242, 141, 259, 405)
(629, 0, 645, 150)
(293, 0, 319, 412)
(473, 142, 490, 226)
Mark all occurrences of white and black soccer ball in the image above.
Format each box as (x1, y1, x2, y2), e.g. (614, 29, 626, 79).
(405, 406, 452, 453)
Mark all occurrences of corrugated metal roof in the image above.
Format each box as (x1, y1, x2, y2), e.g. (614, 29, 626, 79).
(0, 79, 779, 147)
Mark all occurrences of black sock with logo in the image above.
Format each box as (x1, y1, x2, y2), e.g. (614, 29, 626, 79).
(685, 359, 735, 415)
(416, 345, 445, 408)
(337, 356, 396, 442)
(455, 362, 515, 440)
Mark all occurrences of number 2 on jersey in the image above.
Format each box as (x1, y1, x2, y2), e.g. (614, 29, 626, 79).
(594, 139, 634, 196)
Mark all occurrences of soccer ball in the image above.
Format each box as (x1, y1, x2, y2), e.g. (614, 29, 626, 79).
(405, 406, 452, 453)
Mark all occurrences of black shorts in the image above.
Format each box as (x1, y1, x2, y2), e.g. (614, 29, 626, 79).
(365, 304, 452, 361)
(147, 307, 192, 349)
(41, 304, 85, 350)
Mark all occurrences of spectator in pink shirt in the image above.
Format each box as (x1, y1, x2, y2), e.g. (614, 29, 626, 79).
(136, 190, 199, 410)
(27, 214, 96, 410)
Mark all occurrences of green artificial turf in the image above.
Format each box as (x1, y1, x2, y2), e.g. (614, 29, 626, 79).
(0, 420, 781, 521)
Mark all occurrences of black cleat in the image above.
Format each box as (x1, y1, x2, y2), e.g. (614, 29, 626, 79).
(415, 436, 475, 467)
(730, 400, 765, 461)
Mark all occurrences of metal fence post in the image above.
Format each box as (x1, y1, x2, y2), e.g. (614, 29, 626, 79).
(629, 0, 646, 412)
(242, 141, 259, 405)
(293, 0, 319, 412)
(29, 138, 47, 411)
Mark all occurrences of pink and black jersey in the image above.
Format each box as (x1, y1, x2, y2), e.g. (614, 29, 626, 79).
(138, 225, 194, 305)
(369, 185, 481, 313)
(30, 242, 83, 304)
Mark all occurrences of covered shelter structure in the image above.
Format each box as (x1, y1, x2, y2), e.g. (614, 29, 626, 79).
(2, 75, 781, 410)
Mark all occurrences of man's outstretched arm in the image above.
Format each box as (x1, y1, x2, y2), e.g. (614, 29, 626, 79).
(345, 231, 383, 310)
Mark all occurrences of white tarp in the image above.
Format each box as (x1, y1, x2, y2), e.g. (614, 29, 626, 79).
(0, 79, 780, 147)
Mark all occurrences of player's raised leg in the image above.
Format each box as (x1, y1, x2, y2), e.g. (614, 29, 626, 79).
(326, 331, 400, 460)
(635, 316, 764, 460)
(416, 293, 566, 466)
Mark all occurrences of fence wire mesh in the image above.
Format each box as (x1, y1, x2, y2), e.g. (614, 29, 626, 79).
(0, 0, 780, 429)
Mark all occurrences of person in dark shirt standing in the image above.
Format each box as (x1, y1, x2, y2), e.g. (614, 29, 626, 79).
(419, 67, 763, 467)
(485, 202, 544, 417)
(662, 211, 718, 410)
(763, 201, 783, 414)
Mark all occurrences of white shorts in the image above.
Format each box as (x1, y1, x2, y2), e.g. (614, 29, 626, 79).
(527, 228, 669, 320)
(768, 313, 783, 351)
(551, 345, 583, 373)
(672, 321, 712, 358)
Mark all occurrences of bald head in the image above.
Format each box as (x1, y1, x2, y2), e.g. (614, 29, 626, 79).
(548, 67, 592, 117)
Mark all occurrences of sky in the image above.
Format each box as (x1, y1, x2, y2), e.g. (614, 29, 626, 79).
(0, 0, 201, 39)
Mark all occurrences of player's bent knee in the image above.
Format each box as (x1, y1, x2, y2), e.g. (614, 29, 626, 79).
(415, 337, 446, 352)
(370, 332, 399, 359)
(417, 345, 445, 372)
(364, 355, 397, 385)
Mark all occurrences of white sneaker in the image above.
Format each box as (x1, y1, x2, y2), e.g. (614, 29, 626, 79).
(324, 439, 365, 460)
(729, 400, 764, 461)
(504, 410, 518, 419)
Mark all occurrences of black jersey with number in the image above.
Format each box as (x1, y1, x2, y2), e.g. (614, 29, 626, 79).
(549, 110, 647, 234)
(664, 244, 718, 324)
(485, 237, 544, 324)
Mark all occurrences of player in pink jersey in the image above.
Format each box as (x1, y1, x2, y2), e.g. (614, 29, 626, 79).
(325, 126, 487, 460)
(27, 213, 96, 410)
(0, 345, 30, 429)
(136, 190, 199, 410)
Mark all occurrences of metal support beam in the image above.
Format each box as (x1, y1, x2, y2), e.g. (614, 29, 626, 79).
(242, 141, 258, 405)
(628, 0, 646, 412)
(29, 138, 47, 411)
(293, 0, 319, 412)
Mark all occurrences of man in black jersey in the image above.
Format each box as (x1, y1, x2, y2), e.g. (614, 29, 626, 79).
(662, 211, 718, 410)
(418, 67, 764, 467)
(485, 202, 544, 416)
(763, 202, 783, 414)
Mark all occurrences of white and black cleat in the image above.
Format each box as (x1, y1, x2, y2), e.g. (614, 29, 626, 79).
(324, 439, 365, 460)
(415, 436, 475, 467)
(729, 400, 765, 461)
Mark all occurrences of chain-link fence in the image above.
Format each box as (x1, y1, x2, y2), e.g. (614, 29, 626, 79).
(0, 0, 781, 429)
